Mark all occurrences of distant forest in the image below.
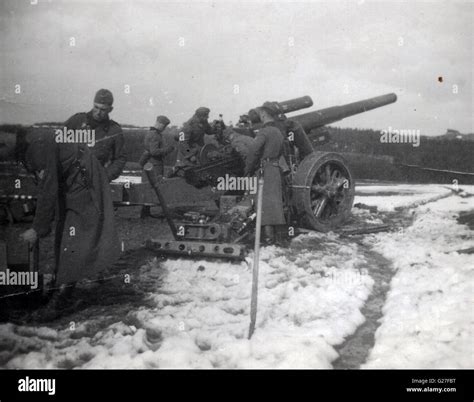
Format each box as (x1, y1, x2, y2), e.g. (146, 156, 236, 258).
(320, 127, 473, 172)
(2, 124, 473, 184)
(317, 127, 474, 184)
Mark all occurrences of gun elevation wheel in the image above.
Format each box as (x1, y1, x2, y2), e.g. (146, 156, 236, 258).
(292, 152, 355, 232)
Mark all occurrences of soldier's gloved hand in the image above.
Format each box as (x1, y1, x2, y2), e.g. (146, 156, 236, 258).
(20, 228, 38, 243)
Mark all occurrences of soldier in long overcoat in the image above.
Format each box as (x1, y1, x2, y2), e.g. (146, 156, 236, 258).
(19, 131, 120, 303)
(245, 105, 286, 244)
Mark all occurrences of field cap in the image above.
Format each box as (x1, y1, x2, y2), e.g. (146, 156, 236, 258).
(195, 107, 210, 117)
(94, 89, 114, 106)
(156, 115, 171, 125)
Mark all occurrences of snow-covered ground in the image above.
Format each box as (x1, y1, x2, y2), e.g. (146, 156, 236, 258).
(362, 190, 474, 368)
(1, 236, 373, 368)
(354, 183, 454, 211)
(0, 183, 472, 368)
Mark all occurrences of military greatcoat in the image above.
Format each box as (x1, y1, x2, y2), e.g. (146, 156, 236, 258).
(245, 122, 286, 226)
(27, 133, 120, 285)
(64, 111, 126, 181)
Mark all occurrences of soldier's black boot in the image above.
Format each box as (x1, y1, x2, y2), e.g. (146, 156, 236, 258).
(31, 283, 76, 322)
(263, 225, 275, 245)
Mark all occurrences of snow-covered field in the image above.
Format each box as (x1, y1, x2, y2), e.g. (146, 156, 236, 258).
(355, 183, 454, 211)
(362, 190, 474, 368)
(0, 183, 472, 369)
(0, 237, 373, 369)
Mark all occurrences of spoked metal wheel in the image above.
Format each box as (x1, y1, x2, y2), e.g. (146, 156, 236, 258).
(292, 152, 355, 232)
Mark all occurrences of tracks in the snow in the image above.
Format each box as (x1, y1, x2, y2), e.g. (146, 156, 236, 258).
(332, 245, 393, 369)
(332, 193, 456, 369)
(332, 209, 406, 369)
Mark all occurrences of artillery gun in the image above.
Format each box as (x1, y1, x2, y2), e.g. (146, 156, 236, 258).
(144, 93, 397, 259)
(0, 93, 397, 265)
(164, 93, 397, 229)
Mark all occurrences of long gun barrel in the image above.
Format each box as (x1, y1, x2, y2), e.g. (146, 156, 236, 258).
(277, 96, 313, 114)
(291, 93, 397, 132)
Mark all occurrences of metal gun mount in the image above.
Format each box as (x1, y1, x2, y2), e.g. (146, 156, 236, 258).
(143, 162, 250, 260)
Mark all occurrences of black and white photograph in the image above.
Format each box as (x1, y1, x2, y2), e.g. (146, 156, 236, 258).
(0, 0, 472, 399)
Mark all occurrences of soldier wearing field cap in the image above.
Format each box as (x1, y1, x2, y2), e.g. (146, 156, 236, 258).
(64, 89, 126, 181)
(185, 107, 213, 149)
(247, 108, 261, 125)
(139, 115, 173, 176)
(139, 115, 174, 217)
(245, 103, 286, 244)
(251, 101, 314, 164)
(174, 106, 214, 171)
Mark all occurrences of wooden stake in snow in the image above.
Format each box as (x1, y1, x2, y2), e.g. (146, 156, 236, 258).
(248, 177, 264, 339)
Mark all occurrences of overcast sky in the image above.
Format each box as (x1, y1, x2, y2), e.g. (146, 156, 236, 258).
(0, 0, 472, 135)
